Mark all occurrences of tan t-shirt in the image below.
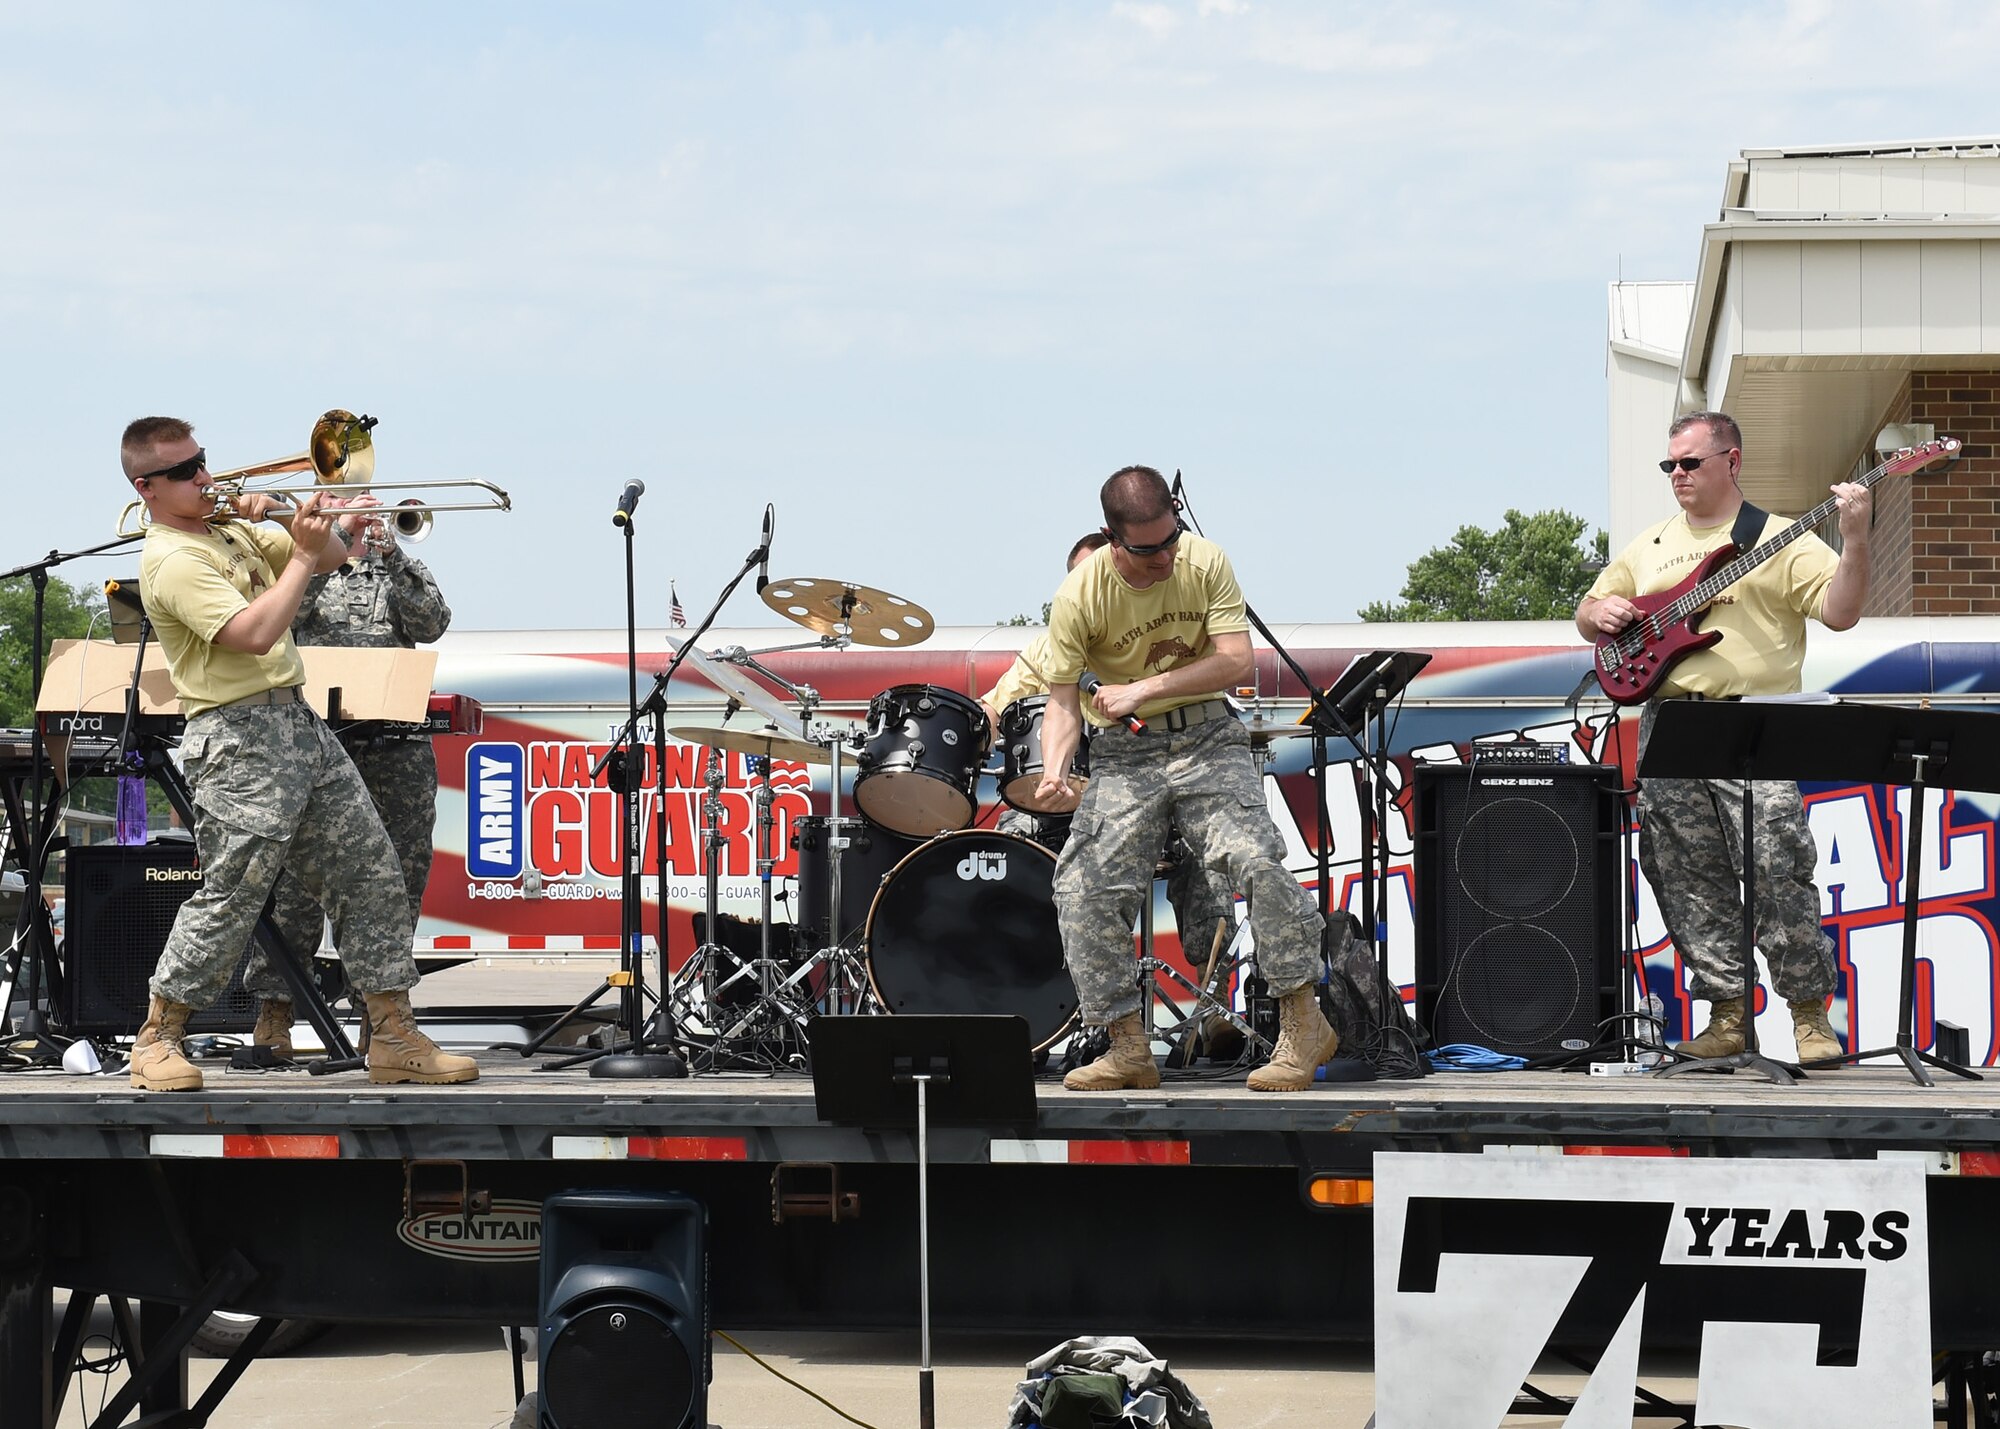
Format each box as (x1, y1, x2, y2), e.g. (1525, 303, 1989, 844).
(140, 520, 309, 716)
(1586, 507, 1839, 698)
(1042, 532, 1248, 727)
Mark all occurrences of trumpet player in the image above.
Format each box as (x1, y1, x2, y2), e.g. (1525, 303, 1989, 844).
(255, 507, 452, 1056)
(121, 417, 476, 1092)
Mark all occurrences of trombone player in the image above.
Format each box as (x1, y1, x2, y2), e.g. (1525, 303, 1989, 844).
(255, 502, 453, 1058)
(120, 416, 476, 1092)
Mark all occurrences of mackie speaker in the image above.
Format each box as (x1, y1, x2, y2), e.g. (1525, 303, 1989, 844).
(539, 1190, 709, 1429)
(62, 842, 257, 1037)
(1414, 762, 1620, 1057)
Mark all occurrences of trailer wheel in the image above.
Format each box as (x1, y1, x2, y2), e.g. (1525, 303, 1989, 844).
(190, 1311, 329, 1358)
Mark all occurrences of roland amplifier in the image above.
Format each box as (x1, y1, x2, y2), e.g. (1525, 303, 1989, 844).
(62, 842, 257, 1037)
(1414, 762, 1622, 1058)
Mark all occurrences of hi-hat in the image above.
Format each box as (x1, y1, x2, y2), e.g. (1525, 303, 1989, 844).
(1241, 717, 1320, 746)
(760, 577, 933, 647)
(667, 723, 831, 766)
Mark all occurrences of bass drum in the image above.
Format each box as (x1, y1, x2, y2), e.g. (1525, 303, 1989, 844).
(864, 830, 1078, 1050)
(997, 694, 1089, 814)
(790, 816, 923, 951)
(853, 684, 989, 838)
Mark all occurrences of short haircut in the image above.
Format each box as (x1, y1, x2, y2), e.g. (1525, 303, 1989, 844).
(1669, 410, 1742, 452)
(1066, 531, 1110, 569)
(121, 417, 195, 482)
(1100, 465, 1173, 533)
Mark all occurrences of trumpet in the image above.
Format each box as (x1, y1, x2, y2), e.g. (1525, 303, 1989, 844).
(116, 409, 511, 538)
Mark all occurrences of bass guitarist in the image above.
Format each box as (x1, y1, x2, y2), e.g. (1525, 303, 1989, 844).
(1575, 410, 1870, 1065)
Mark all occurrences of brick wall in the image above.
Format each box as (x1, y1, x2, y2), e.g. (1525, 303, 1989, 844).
(1907, 372, 2000, 615)
(1863, 379, 1915, 618)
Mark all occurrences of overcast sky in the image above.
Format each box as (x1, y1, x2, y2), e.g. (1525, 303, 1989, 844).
(6, 1, 1999, 636)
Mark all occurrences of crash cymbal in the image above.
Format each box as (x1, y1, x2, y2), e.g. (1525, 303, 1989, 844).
(667, 723, 831, 766)
(760, 576, 934, 647)
(1241, 717, 1321, 746)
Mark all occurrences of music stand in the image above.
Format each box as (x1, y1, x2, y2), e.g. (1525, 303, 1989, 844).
(1656, 700, 1992, 1086)
(1309, 651, 1431, 1073)
(811, 1015, 1036, 1429)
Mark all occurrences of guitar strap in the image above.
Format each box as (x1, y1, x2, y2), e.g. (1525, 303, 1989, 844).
(1730, 500, 1768, 553)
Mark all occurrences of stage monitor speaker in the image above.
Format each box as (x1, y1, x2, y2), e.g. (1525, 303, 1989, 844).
(62, 842, 257, 1037)
(539, 1189, 709, 1429)
(1414, 762, 1621, 1057)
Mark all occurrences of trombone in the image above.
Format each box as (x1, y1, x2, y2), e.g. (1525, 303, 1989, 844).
(116, 409, 512, 539)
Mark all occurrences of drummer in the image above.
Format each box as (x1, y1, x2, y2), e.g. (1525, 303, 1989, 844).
(978, 533, 1236, 978)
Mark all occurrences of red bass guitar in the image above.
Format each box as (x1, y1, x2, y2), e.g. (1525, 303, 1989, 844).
(1591, 438, 1959, 705)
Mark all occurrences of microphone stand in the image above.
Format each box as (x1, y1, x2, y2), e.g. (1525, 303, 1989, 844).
(546, 514, 770, 1076)
(0, 534, 141, 1048)
(1173, 475, 1426, 1076)
(564, 497, 685, 1079)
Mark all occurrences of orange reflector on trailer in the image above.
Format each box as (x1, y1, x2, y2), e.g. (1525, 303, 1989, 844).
(1307, 1177, 1374, 1207)
(628, 1136, 749, 1162)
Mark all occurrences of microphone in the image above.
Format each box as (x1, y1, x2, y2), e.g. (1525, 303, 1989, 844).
(612, 480, 645, 528)
(1080, 671, 1146, 734)
(757, 504, 774, 591)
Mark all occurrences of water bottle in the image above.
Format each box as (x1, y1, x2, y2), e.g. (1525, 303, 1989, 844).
(114, 772, 148, 845)
(1636, 992, 1665, 1067)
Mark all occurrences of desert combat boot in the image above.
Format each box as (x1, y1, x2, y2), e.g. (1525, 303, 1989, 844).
(1246, 983, 1341, 1092)
(364, 991, 479, 1085)
(1675, 996, 1746, 1059)
(1790, 997, 1844, 1064)
(252, 999, 295, 1060)
(130, 994, 203, 1092)
(1063, 1013, 1162, 1091)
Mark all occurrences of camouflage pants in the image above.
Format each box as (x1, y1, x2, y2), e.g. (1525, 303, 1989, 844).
(153, 702, 420, 1009)
(1637, 700, 1833, 1003)
(1007, 806, 1236, 978)
(254, 737, 437, 1001)
(1053, 715, 1320, 1025)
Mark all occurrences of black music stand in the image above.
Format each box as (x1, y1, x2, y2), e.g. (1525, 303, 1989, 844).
(1645, 699, 1994, 1087)
(1641, 701, 1802, 1083)
(811, 1015, 1035, 1429)
(1663, 700, 1992, 1086)
(1310, 651, 1431, 1073)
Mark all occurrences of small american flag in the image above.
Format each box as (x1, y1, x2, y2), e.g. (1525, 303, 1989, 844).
(670, 582, 687, 627)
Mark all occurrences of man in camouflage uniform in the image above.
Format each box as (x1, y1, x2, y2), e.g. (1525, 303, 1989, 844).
(123, 417, 475, 1091)
(1578, 411, 1872, 1064)
(251, 512, 452, 1057)
(1034, 466, 1332, 1093)
(979, 532, 1237, 990)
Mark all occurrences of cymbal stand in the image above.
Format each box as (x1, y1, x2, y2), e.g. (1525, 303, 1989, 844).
(689, 756, 820, 1071)
(714, 642, 872, 1016)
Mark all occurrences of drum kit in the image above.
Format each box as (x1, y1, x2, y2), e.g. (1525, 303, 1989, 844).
(657, 575, 1321, 1074)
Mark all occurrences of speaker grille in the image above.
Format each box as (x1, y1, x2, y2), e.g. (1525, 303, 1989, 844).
(1415, 764, 1620, 1057)
(543, 1300, 696, 1429)
(62, 843, 256, 1037)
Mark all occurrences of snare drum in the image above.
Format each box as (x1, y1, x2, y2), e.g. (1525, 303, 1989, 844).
(853, 684, 989, 838)
(864, 829, 1078, 1050)
(997, 694, 1089, 814)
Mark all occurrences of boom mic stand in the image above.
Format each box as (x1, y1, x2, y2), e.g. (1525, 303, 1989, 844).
(546, 509, 774, 1076)
(1173, 474, 1423, 1076)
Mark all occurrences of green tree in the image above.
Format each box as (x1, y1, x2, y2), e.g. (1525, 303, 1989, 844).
(1360, 509, 1608, 622)
(995, 602, 1053, 627)
(0, 574, 108, 727)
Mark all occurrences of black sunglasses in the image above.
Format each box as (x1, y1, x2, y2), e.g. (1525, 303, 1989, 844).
(1110, 518, 1187, 557)
(1658, 449, 1732, 475)
(138, 448, 209, 483)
